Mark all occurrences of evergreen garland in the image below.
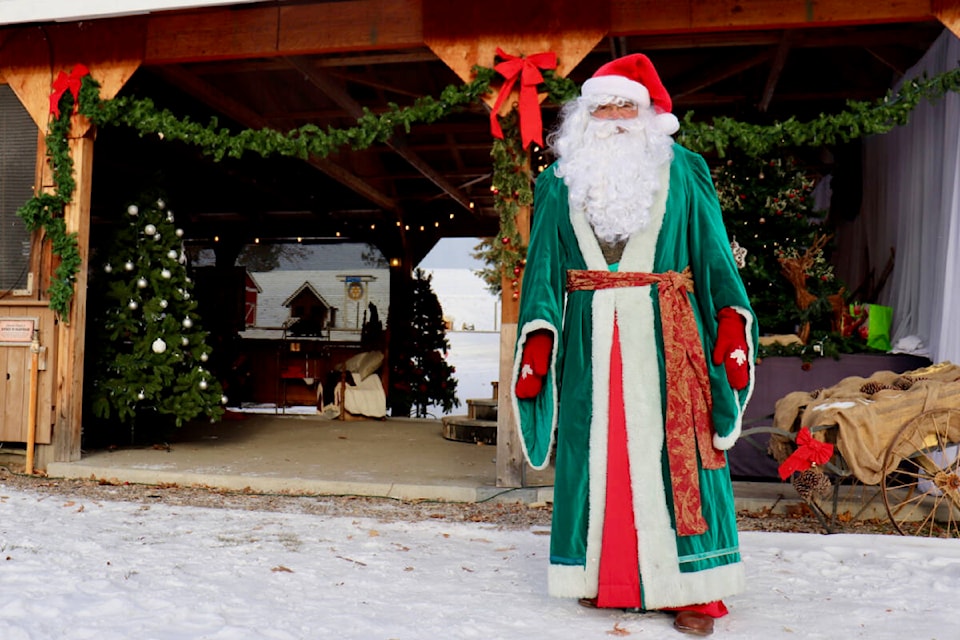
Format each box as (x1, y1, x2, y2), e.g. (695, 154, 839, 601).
(489, 112, 532, 299)
(14, 89, 83, 320)
(677, 67, 960, 157)
(22, 61, 960, 317)
(76, 68, 496, 162)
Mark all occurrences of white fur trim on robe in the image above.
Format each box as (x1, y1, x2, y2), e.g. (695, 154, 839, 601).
(511, 321, 559, 471)
(552, 163, 745, 608)
(713, 304, 757, 451)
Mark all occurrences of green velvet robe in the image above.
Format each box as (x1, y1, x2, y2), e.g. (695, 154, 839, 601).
(511, 144, 759, 608)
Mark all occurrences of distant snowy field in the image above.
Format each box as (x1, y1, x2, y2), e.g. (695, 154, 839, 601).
(421, 268, 502, 417)
(421, 268, 500, 333)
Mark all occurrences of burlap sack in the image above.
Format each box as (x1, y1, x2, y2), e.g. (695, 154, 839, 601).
(769, 362, 960, 485)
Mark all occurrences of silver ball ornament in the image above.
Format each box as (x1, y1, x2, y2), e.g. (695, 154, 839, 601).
(161, 269, 172, 279)
(137, 277, 148, 288)
(199, 379, 208, 390)
(127, 205, 139, 216)
(175, 228, 184, 238)
(124, 261, 135, 271)
(151, 338, 167, 354)
(104, 264, 113, 273)
(144, 224, 157, 236)
(159, 299, 168, 309)
(167, 250, 178, 260)
(182, 317, 193, 329)
(128, 300, 138, 310)
(200, 352, 209, 362)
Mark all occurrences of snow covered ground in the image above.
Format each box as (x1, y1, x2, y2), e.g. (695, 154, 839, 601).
(3, 256, 956, 639)
(0, 487, 956, 639)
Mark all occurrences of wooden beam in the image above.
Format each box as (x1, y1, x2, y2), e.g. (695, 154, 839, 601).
(143, 0, 425, 65)
(154, 65, 401, 214)
(0, 18, 144, 130)
(624, 23, 944, 54)
(58, 0, 933, 68)
(610, 0, 936, 34)
(423, 0, 607, 93)
(934, 0, 960, 38)
(421, 0, 608, 488)
(865, 47, 910, 76)
(758, 31, 793, 112)
(52, 132, 95, 463)
(670, 49, 775, 100)
(285, 56, 478, 216)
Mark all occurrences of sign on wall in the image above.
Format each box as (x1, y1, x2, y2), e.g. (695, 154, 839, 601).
(0, 316, 36, 346)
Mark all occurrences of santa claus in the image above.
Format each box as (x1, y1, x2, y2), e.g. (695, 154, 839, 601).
(511, 53, 758, 636)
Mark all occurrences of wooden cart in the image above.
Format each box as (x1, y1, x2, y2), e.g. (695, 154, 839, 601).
(742, 361, 960, 536)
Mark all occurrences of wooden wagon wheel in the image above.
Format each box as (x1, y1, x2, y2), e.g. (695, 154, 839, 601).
(880, 408, 960, 537)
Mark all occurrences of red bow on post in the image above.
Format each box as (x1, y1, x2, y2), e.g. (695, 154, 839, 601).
(489, 48, 557, 149)
(778, 427, 835, 480)
(49, 64, 91, 118)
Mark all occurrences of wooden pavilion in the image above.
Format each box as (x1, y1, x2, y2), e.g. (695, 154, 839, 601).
(0, 0, 957, 484)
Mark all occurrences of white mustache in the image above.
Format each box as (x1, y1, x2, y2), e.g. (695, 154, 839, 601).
(587, 118, 645, 140)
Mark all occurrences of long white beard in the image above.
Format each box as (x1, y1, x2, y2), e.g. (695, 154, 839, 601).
(553, 107, 674, 243)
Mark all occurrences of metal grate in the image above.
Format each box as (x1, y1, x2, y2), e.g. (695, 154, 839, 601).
(0, 84, 36, 293)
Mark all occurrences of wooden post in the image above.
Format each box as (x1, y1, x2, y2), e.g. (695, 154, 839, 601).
(0, 20, 143, 466)
(496, 194, 531, 487)
(49, 132, 94, 463)
(423, 0, 607, 487)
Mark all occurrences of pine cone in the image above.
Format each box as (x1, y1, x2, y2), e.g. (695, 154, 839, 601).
(792, 468, 833, 501)
(891, 377, 914, 391)
(859, 381, 890, 395)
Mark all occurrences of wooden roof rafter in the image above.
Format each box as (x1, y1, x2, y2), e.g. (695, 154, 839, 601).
(152, 63, 402, 215)
(284, 55, 480, 218)
(758, 30, 794, 112)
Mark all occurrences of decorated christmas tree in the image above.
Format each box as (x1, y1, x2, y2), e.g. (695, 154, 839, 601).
(713, 154, 844, 340)
(87, 195, 225, 443)
(387, 269, 459, 418)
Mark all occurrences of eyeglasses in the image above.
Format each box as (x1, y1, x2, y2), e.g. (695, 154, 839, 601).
(590, 102, 639, 119)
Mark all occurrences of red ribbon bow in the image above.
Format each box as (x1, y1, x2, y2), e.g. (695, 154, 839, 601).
(49, 64, 91, 119)
(778, 427, 835, 480)
(489, 48, 557, 150)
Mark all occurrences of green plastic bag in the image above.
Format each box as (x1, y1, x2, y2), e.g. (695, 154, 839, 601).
(850, 303, 893, 351)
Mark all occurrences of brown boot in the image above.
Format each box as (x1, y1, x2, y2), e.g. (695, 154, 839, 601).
(673, 610, 715, 636)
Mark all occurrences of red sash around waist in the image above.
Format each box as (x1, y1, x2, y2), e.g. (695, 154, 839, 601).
(566, 267, 725, 537)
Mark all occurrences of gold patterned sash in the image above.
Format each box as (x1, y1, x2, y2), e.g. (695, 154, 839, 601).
(566, 267, 725, 537)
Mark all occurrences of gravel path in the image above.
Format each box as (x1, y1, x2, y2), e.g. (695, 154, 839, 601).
(0, 466, 910, 536)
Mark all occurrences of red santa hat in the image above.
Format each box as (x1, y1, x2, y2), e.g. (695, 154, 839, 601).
(581, 53, 680, 135)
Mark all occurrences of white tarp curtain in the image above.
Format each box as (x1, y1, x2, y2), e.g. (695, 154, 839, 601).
(835, 28, 960, 364)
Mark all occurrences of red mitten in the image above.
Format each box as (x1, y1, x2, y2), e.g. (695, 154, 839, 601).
(515, 331, 553, 399)
(712, 308, 749, 390)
